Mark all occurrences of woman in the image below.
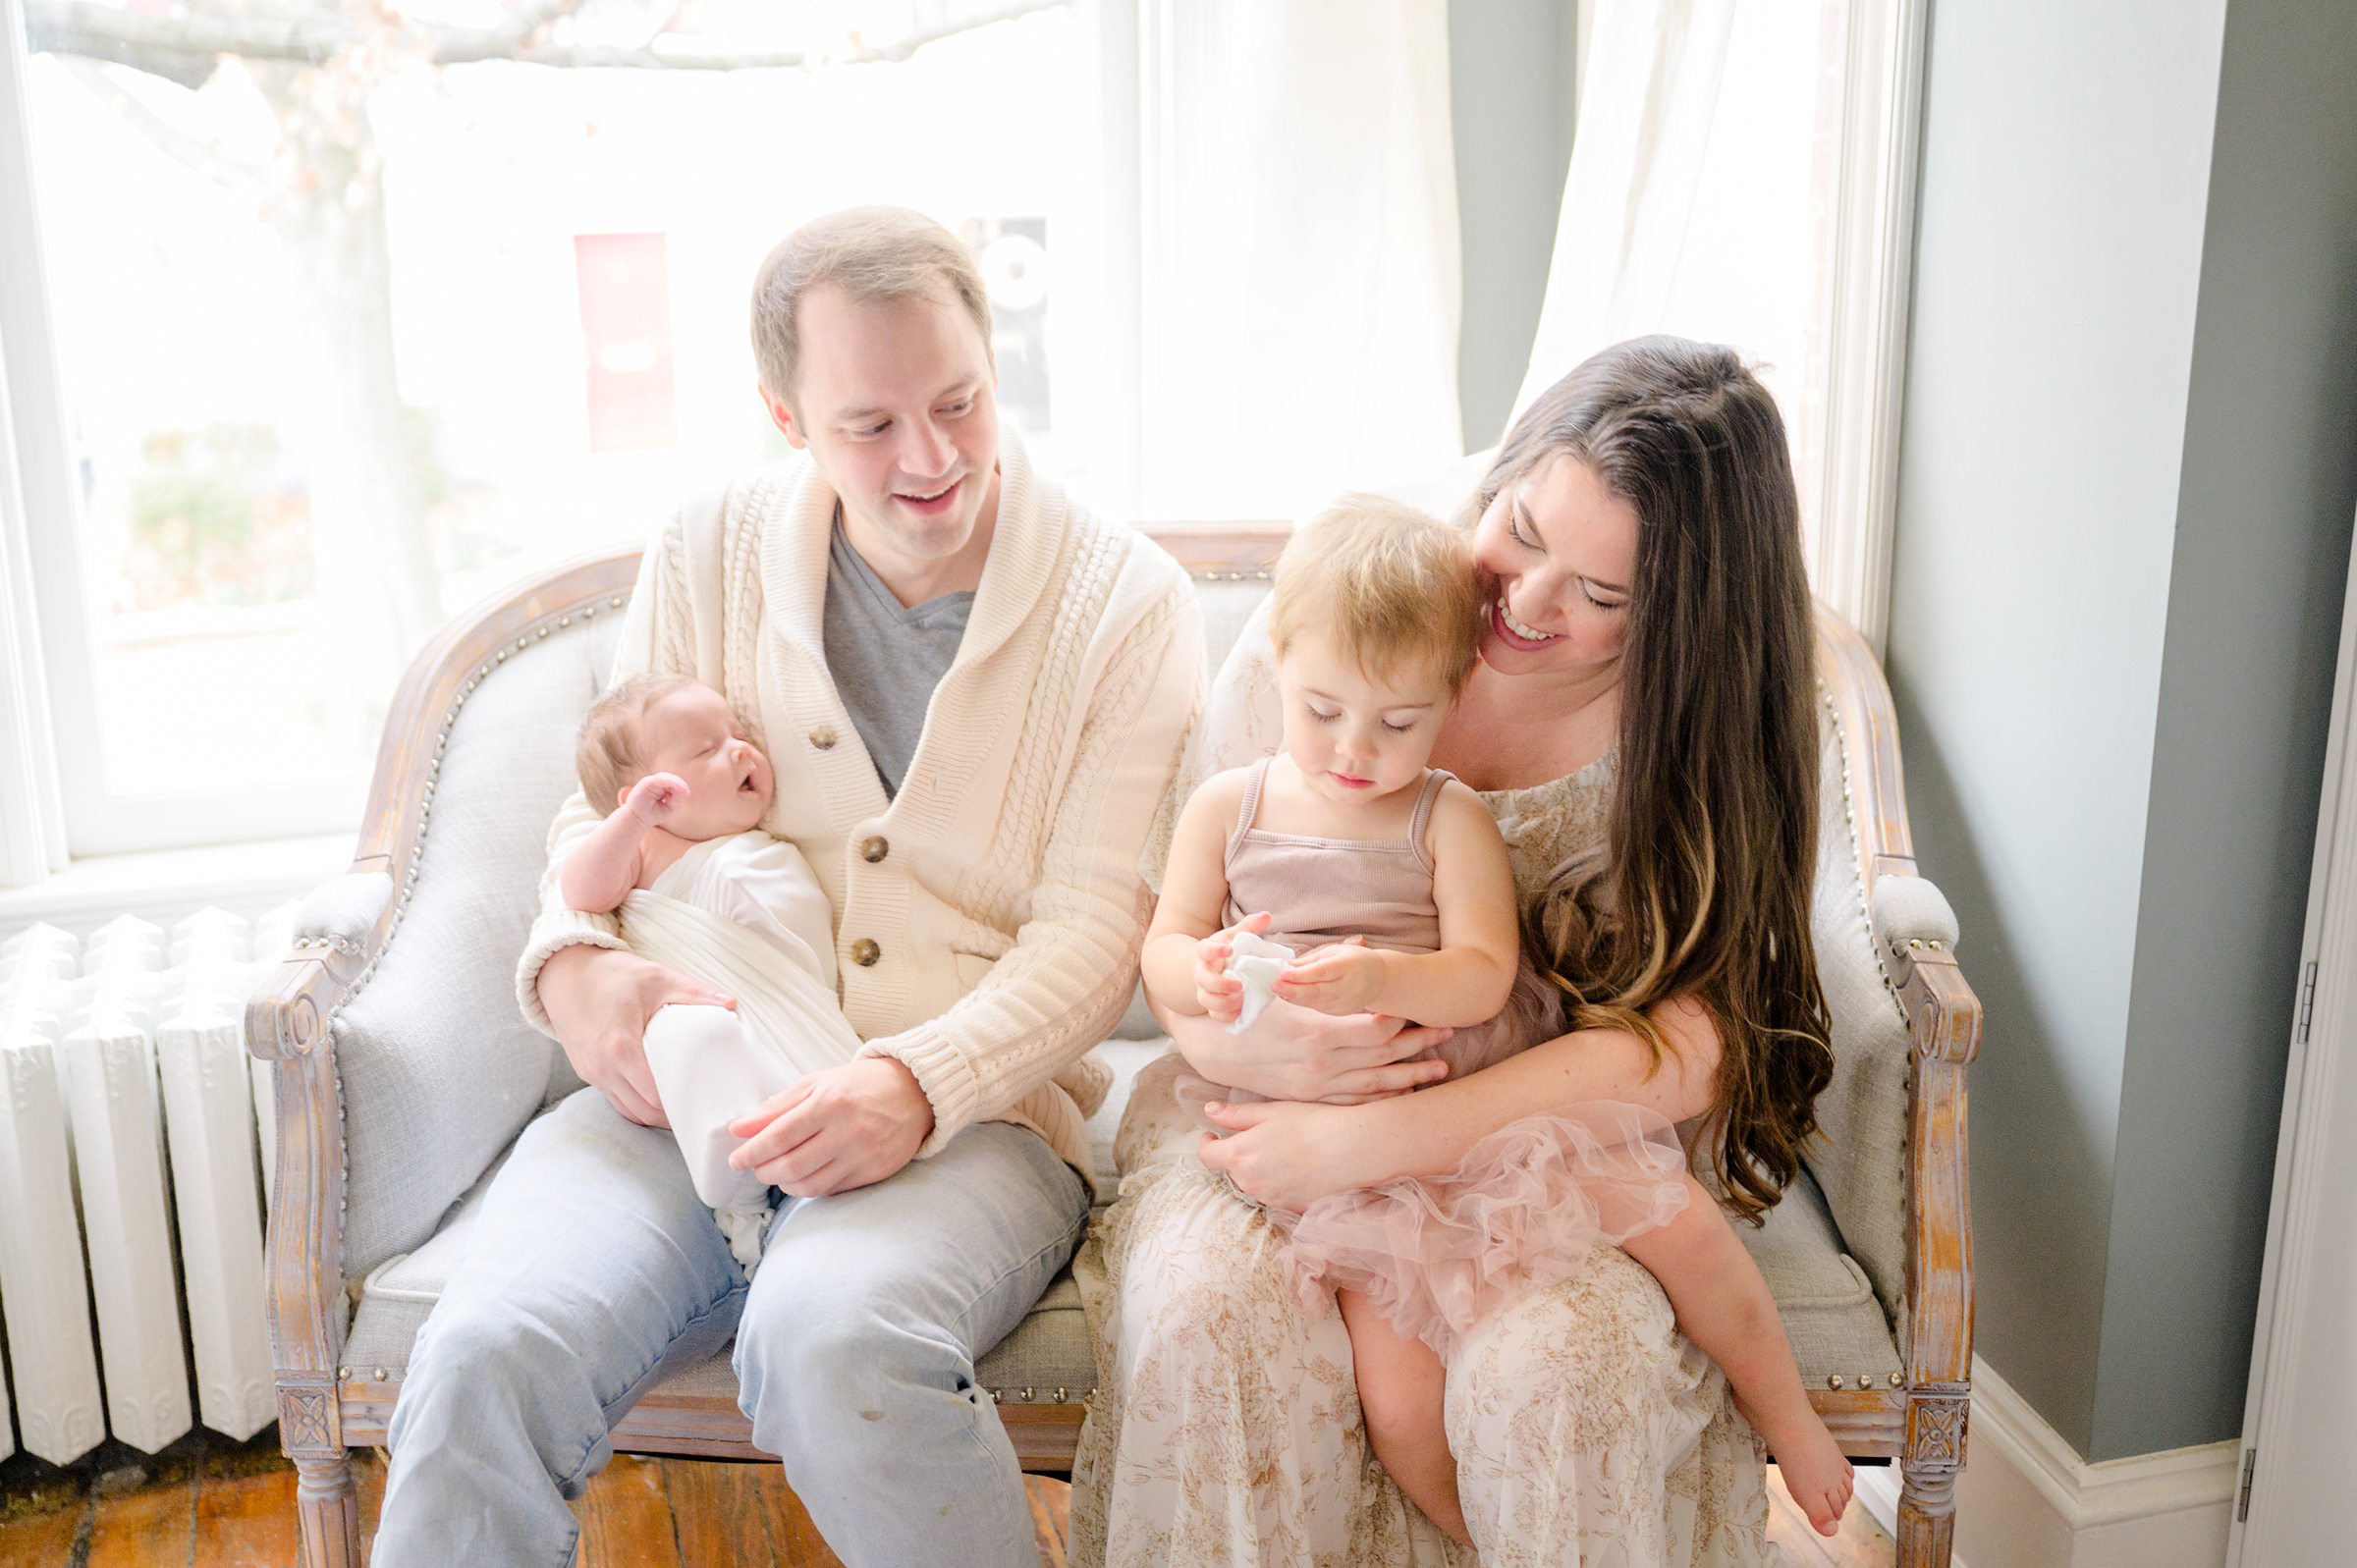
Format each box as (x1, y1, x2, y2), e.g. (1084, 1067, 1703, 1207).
(1070, 336, 1836, 1567)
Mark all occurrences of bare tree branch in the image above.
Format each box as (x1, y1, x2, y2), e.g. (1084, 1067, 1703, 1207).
(25, 0, 1065, 82)
(55, 54, 263, 191)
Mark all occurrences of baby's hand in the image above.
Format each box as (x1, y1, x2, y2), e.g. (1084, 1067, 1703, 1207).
(1275, 942, 1388, 1016)
(627, 773, 688, 826)
(1194, 912, 1271, 1023)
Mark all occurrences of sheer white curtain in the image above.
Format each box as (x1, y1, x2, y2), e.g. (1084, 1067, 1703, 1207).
(1130, 0, 1462, 520)
(1517, 0, 1886, 622)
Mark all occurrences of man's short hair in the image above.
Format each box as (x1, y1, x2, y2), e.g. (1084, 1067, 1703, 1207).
(749, 206, 994, 406)
(1267, 496, 1484, 693)
(576, 674, 693, 812)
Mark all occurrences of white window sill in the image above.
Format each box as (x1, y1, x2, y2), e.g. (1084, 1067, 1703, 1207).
(0, 832, 353, 933)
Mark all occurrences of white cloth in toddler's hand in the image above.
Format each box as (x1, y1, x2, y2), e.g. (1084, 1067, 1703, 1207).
(1226, 930, 1296, 1035)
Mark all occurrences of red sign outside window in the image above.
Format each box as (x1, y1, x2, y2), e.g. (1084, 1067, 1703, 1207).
(574, 233, 680, 454)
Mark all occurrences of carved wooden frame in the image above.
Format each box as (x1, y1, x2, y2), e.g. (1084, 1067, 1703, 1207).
(247, 526, 1976, 1567)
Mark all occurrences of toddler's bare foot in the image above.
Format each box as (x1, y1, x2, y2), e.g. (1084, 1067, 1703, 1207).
(1776, 1428, 1854, 1537)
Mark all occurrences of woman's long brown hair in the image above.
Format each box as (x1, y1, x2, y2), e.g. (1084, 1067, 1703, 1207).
(1473, 336, 1835, 1225)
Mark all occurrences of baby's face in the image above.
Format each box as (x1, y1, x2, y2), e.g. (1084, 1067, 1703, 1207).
(1275, 630, 1454, 807)
(631, 683, 774, 839)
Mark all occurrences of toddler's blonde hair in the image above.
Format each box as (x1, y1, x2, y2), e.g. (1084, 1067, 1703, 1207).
(1267, 496, 1483, 692)
(576, 674, 694, 812)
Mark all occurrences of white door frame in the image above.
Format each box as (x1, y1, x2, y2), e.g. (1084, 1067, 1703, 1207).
(2228, 505, 2357, 1565)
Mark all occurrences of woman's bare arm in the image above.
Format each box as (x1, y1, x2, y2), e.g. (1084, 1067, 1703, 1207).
(1200, 995, 1722, 1201)
(1357, 996, 1721, 1181)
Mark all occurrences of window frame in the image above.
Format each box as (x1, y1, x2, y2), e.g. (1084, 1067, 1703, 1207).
(1810, 0, 1930, 656)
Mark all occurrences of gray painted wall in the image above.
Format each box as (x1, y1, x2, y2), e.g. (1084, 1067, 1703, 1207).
(2096, 0, 2357, 1459)
(1886, 0, 2357, 1460)
(1448, 0, 1575, 451)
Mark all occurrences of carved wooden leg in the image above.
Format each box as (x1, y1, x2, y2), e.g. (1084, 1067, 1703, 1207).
(1898, 1387, 1970, 1568)
(1896, 1461, 1957, 1568)
(293, 1450, 363, 1568)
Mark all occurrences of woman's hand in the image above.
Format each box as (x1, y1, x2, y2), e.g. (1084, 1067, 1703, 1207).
(1166, 1003, 1453, 1104)
(538, 944, 736, 1128)
(1195, 1098, 1395, 1211)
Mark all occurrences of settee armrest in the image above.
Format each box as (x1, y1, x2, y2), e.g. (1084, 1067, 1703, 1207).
(1872, 874, 1960, 962)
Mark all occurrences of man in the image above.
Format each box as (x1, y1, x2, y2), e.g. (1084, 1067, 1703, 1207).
(371, 206, 1201, 1566)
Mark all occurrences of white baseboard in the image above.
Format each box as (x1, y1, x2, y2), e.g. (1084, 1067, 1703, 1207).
(1852, 1360, 2239, 1568)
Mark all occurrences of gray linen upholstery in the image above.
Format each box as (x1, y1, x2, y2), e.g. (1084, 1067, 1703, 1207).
(1801, 689, 1914, 1331)
(334, 611, 628, 1276)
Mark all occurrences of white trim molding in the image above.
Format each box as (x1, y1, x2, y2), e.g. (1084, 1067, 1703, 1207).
(1855, 1359, 2238, 1568)
(1810, 0, 1928, 656)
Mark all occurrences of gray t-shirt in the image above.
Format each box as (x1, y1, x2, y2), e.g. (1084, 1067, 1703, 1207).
(822, 519, 972, 797)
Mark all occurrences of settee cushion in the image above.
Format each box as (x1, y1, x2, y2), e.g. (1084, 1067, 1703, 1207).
(340, 1041, 1895, 1416)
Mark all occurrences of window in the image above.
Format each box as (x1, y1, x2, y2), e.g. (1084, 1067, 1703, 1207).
(0, 0, 1917, 873)
(1529, 0, 1926, 649)
(2, 0, 1117, 856)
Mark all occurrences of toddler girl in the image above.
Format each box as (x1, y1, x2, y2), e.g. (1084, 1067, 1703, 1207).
(1141, 499, 1853, 1543)
(561, 674, 858, 1270)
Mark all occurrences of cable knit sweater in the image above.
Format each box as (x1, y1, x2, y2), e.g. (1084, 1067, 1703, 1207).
(513, 430, 1203, 1178)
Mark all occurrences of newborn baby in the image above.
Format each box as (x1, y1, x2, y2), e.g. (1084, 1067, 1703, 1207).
(560, 674, 859, 1269)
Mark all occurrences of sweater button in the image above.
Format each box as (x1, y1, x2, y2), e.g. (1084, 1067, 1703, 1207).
(860, 836, 889, 864)
(850, 938, 881, 967)
(808, 725, 838, 750)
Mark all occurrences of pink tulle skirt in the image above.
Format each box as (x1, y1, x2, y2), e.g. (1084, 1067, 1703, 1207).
(1274, 1101, 1692, 1354)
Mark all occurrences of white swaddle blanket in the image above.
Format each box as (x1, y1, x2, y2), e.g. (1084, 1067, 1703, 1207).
(621, 832, 861, 1267)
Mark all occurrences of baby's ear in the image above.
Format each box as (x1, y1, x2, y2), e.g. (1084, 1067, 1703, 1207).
(617, 780, 635, 812)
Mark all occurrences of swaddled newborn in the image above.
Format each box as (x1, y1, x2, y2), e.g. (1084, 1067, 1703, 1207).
(560, 675, 859, 1269)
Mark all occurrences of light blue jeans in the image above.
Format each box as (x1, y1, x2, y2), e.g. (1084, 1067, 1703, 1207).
(371, 1087, 1090, 1567)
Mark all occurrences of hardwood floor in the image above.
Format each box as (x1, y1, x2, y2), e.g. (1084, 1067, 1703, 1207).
(2, 1434, 1890, 1565)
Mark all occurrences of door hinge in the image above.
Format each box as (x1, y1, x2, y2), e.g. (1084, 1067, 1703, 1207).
(2297, 960, 2319, 1045)
(2237, 1447, 2258, 1523)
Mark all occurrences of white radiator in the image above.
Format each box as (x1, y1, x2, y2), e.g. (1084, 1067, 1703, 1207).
(0, 902, 297, 1464)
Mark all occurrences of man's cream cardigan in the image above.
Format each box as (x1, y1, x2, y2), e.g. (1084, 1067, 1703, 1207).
(514, 431, 1202, 1177)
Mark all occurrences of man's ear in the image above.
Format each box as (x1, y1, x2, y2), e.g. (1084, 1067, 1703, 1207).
(761, 384, 807, 449)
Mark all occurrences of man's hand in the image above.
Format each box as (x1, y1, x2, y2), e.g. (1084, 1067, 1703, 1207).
(539, 944, 735, 1129)
(1274, 943, 1391, 1016)
(626, 772, 687, 826)
(727, 1056, 935, 1197)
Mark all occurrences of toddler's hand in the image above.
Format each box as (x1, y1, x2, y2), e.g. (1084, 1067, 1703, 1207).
(1194, 912, 1272, 1023)
(1275, 942, 1388, 1015)
(627, 772, 688, 826)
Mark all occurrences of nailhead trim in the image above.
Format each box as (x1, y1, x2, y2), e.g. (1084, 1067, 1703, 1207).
(293, 935, 364, 959)
(1824, 680, 1910, 1030)
(1191, 568, 1273, 583)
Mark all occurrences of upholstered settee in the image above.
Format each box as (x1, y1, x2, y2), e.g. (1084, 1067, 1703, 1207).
(247, 525, 1979, 1568)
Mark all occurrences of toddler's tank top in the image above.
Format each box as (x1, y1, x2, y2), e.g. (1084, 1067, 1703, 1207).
(1220, 757, 1452, 955)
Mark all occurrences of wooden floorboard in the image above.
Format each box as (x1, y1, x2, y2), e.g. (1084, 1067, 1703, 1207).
(84, 1473, 196, 1568)
(3, 1436, 1895, 1564)
(577, 1454, 685, 1568)
(0, 1498, 86, 1567)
